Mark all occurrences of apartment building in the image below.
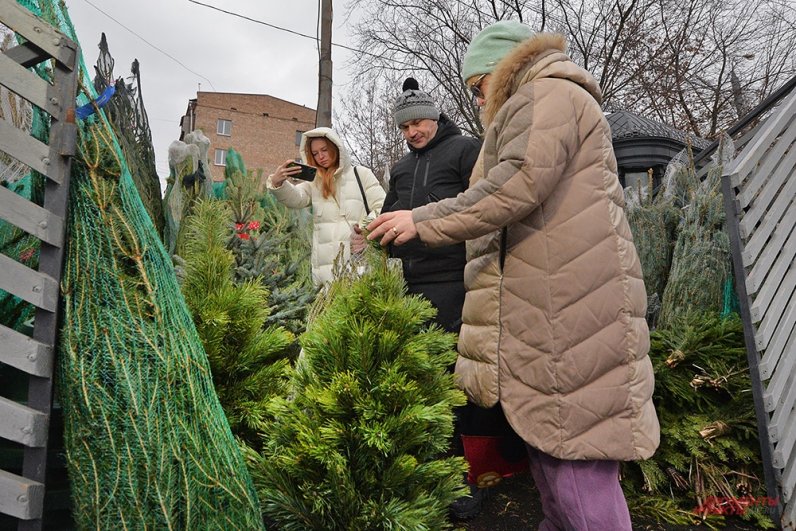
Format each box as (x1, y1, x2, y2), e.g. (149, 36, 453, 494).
(179, 91, 317, 181)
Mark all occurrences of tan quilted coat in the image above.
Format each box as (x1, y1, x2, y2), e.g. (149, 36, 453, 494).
(413, 33, 659, 461)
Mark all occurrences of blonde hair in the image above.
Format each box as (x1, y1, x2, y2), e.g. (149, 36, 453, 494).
(305, 137, 339, 199)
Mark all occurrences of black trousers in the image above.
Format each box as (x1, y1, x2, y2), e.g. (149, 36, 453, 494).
(406, 279, 524, 460)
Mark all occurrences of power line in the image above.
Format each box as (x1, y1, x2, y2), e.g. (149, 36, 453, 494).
(186, 0, 414, 66)
(188, 0, 356, 51)
(78, 0, 217, 90)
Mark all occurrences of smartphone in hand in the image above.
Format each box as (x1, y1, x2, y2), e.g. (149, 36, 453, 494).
(288, 162, 317, 181)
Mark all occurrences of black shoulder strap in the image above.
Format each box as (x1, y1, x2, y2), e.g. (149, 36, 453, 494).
(353, 166, 371, 215)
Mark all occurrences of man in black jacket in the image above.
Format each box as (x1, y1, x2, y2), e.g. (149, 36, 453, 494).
(385, 78, 487, 519)
(384, 78, 481, 335)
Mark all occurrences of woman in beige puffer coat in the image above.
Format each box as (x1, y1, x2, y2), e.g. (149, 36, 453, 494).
(268, 127, 385, 286)
(368, 21, 659, 530)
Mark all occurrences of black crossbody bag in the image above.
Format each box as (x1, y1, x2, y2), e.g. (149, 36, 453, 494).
(353, 166, 371, 215)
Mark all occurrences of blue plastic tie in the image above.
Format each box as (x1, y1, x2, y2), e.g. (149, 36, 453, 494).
(76, 85, 116, 120)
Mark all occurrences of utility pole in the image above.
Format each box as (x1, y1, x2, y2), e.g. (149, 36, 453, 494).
(317, 0, 333, 127)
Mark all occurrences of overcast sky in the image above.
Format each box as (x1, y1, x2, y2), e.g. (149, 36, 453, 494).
(65, 0, 358, 185)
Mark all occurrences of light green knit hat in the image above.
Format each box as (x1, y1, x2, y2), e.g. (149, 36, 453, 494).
(461, 20, 535, 82)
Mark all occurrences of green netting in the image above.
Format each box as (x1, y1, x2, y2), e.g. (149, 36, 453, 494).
(213, 179, 228, 199)
(721, 276, 741, 318)
(12, 1, 264, 528)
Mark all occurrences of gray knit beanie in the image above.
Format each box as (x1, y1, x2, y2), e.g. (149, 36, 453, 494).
(392, 78, 440, 126)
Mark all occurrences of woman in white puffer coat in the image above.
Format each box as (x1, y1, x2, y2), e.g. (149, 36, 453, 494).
(267, 127, 385, 286)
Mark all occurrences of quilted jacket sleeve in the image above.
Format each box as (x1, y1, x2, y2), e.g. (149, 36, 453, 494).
(413, 80, 579, 246)
(266, 175, 313, 209)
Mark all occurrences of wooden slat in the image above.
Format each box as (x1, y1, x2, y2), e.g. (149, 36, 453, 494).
(0, 0, 76, 69)
(50, 119, 77, 158)
(746, 223, 796, 300)
(755, 241, 796, 351)
(773, 434, 796, 473)
(734, 119, 765, 155)
(0, 119, 59, 184)
(757, 288, 796, 382)
(764, 322, 796, 417)
(760, 297, 796, 380)
(739, 143, 796, 244)
(742, 166, 796, 264)
(773, 406, 796, 469)
(729, 92, 796, 187)
(767, 350, 796, 440)
(3, 40, 49, 68)
(0, 470, 44, 520)
(0, 397, 48, 447)
(0, 254, 58, 312)
(737, 118, 796, 209)
(0, 324, 53, 377)
(0, 52, 60, 116)
(751, 258, 796, 325)
(783, 450, 795, 503)
(0, 186, 64, 246)
(783, 496, 796, 528)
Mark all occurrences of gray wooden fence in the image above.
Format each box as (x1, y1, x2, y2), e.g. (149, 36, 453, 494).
(722, 83, 796, 529)
(0, 1, 78, 529)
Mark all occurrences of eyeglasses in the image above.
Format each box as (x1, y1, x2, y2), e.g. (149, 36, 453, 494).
(468, 73, 488, 99)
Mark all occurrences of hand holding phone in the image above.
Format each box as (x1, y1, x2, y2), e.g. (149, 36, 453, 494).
(287, 162, 317, 182)
(271, 160, 317, 187)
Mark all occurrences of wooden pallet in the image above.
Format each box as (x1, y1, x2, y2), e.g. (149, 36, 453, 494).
(722, 78, 796, 529)
(0, 1, 78, 529)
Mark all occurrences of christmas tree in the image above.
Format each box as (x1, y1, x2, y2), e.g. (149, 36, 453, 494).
(623, 313, 773, 528)
(250, 253, 468, 529)
(222, 150, 316, 342)
(180, 198, 294, 449)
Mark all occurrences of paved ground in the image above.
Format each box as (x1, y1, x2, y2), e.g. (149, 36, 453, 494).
(455, 473, 542, 530)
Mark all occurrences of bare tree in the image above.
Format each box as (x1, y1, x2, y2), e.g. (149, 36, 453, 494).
(613, 0, 796, 138)
(334, 77, 405, 186)
(343, 0, 796, 144)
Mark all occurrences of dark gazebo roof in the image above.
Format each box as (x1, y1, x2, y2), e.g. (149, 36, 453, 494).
(607, 110, 711, 150)
(607, 110, 711, 170)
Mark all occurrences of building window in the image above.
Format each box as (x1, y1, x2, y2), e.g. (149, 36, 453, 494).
(295, 130, 304, 146)
(217, 119, 232, 136)
(214, 148, 227, 166)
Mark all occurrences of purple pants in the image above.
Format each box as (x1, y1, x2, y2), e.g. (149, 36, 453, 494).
(526, 445, 632, 531)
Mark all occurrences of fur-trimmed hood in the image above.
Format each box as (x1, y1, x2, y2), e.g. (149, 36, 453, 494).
(483, 33, 602, 125)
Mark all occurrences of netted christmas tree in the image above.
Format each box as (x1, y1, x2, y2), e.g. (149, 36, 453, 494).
(658, 142, 733, 329)
(624, 169, 679, 326)
(91, 32, 164, 236)
(162, 130, 214, 254)
(10, 1, 265, 528)
(248, 252, 467, 529)
(623, 313, 773, 529)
